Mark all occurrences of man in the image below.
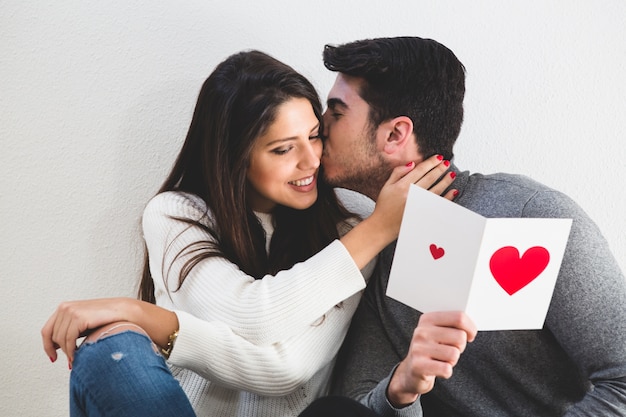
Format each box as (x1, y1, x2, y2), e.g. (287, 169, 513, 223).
(321, 36, 626, 416)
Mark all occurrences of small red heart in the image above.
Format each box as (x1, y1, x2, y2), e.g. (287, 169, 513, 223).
(429, 244, 445, 260)
(489, 246, 550, 295)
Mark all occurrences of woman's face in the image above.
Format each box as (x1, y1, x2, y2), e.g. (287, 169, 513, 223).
(246, 97, 322, 213)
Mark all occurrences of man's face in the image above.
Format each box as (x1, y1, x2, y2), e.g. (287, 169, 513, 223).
(322, 74, 391, 199)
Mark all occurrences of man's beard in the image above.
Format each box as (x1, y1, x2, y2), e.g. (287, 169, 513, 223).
(323, 131, 392, 201)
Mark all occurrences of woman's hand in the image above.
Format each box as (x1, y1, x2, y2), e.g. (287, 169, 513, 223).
(371, 154, 456, 242)
(414, 155, 457, 200)
(340, 155, 456, 269)
(42, 297, 178, 367)
(41, 298, 134, 365)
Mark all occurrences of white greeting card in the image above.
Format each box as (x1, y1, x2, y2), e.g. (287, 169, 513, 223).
(386, 185, 572, 330)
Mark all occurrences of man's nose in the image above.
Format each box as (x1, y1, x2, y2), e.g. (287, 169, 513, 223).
(322, 110, 331, 138)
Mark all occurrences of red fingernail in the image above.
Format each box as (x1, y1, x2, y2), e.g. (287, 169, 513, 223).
(437, 155, 444, 161)
(49, 356, 55, 363)
(443, 160, 450, 167)
(450, 171, 457, 179)
(453, 190, 459, 197)
(406, 161, 414, 167)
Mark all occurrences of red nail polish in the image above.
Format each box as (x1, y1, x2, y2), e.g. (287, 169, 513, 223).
(453, 190, 459, 197)
(437, 155, 444, 161)
(450, 171, 457, 179)
(443, 160, 450, 167)
(49, 356, 55, 363)
(405, 161, 414, 167)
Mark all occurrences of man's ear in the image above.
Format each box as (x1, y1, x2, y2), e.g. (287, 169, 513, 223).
(381, 116, 414, 155)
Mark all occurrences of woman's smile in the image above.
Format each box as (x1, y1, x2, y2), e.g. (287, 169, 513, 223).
(288, 174, 316, 188)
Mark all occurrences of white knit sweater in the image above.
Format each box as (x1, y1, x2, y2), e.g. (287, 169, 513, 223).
(142, 191, 375, 416)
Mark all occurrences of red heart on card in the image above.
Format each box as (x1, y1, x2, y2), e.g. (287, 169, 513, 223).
(429, 244, 445, 260)
(489, 246, 550, 295)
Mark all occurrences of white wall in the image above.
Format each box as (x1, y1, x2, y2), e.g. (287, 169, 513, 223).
(2, 1, 624, 415)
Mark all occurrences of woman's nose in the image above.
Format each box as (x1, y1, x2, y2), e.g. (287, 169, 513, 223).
(300, 141, 321, 170)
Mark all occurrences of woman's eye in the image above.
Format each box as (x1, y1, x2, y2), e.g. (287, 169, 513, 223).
(309, 134, 322, 141)
(271, 146, 292, 155)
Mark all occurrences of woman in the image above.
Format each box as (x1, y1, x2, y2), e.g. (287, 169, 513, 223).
(42, 50, 455, 416)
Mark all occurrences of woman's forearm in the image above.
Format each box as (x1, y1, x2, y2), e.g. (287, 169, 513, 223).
(340, 212, 395, 270)
(117, 298, 179, 348)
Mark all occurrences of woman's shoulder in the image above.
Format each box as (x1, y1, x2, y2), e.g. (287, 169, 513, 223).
(335, 188, 374, 219)
(334, 188, 374, 236)
(143, 191, 211, 221)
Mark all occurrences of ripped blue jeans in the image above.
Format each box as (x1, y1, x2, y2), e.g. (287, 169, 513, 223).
(70, 330, 196, 417)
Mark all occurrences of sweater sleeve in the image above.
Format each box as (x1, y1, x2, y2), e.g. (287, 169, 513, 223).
(168, 290, 362, 395)
(143, 192, 367, 345)
(331, 249, 424, 417)
(526, 190, 626, 415)
(142, 192, 375, 393)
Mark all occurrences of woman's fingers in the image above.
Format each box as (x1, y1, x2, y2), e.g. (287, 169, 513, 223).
(42, 302, 87, 364)
(388, 155, 446, 185)
(427, 171, 457, 198)
(41, 311, 59, 362)
(440, 187, 459, 201)
(384, 161, 421, 186)
(406, 155, 450, 186)
(42, 298, 136, 366)
(393, 155, 457, 199)
(63, 317, 80, 364)
(409, 155, 447, 183)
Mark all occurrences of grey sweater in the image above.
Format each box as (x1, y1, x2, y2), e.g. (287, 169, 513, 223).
(332, 168, 626, 416)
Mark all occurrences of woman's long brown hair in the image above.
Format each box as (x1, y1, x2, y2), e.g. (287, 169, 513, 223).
(139, 51, 354, 303)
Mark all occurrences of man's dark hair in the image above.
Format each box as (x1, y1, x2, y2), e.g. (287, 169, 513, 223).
(323, 36, 465, 159)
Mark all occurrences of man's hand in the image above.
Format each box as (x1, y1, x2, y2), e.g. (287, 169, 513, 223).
(386, 311, 477, 407)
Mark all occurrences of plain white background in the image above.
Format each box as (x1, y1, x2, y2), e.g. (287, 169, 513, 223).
(2, 1, 625, 415)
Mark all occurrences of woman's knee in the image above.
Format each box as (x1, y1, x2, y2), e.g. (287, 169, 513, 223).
(71, 324, 191, 416)
(83, 321, 149, 343)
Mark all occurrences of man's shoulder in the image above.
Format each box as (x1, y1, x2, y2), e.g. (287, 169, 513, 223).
(460, 171, 578, 217)
(467, 171, 553, 192)
(335, 188, 375, 218)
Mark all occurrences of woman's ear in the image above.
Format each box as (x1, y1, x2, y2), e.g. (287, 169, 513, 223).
(382, 116, 414, 155)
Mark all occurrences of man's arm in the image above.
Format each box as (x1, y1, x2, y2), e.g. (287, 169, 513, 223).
(386, 312, 476, 407)
(332, 252, 476, 417)
(331, 265, 423, 417)
(529, 190, 626, 415)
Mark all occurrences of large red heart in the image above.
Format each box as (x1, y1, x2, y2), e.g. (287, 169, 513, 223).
(489, 246, 550, 295)
(429, 244, 445, 260)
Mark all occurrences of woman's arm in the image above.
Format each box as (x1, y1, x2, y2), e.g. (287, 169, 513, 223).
(339, 156, 454, 269)
(42, 196, 374, 365)
(41, 297, 178, 363)
(169, 291, 364, 395)
(146, 195, 368, 345)
(150, 156, 453, 345)
(41, 293, 363, 396)
(42, 156, 447, 389)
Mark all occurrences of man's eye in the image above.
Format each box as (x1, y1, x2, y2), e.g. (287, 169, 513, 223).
(332, 112, 342, 119)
